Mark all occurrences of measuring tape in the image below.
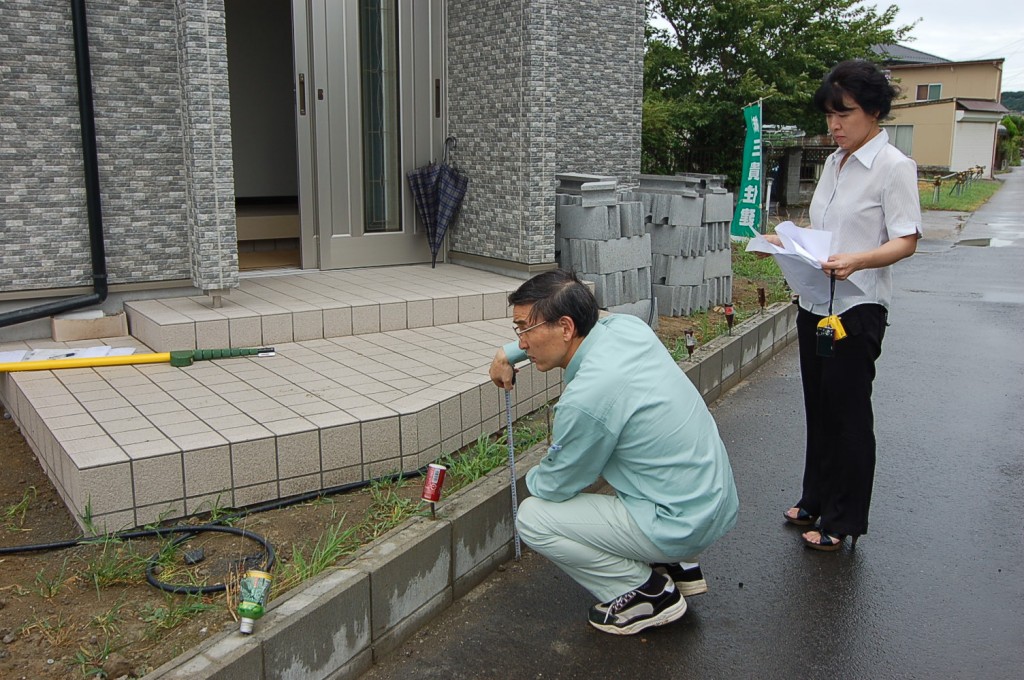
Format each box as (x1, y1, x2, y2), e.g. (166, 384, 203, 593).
(504, 389, 521, 560)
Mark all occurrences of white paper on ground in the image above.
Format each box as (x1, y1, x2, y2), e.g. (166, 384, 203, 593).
(6, 346, 137, 363)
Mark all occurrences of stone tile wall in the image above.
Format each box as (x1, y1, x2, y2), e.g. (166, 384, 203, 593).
(0, 0, 236, 295)
(446, 0, 644, 267)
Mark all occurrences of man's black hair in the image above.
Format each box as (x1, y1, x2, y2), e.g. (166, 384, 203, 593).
(813, 59, 899, 119)
(508, 269, 598, 337)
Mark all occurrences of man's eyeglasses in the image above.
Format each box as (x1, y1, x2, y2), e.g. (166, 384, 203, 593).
(513, 320, 548, 338)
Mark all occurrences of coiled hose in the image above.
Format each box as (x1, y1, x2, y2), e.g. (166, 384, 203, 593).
(0, 469, 423, 594)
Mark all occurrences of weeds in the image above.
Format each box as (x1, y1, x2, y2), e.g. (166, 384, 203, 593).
(78, 498, 100, 537)
(33, 555, 73, 598)
(668, 337, 690, 362)
(440, 434, 507, 488)
(361, 478, 421, 541)
(275, 516, 360, 593)
(140, 594, 219, 639)
(190, 493, 238, 525)
(73, 637, 115, 678)
(80, 538, 147, 594)
(20, 613, 76, 647)
(90, 595, 128, 638)
(2, 485, 35, 530)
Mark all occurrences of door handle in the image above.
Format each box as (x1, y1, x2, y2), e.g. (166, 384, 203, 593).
(298, 73, 306, 115)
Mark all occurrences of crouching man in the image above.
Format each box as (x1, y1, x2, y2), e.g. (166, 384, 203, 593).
(489, 270, 739, 635)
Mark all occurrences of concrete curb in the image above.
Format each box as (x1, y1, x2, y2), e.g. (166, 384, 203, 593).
(143, 301, 797, 680)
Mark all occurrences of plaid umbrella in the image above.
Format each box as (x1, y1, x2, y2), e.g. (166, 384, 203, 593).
(432, 137, 469, 267)
(406, 160, 441, 259)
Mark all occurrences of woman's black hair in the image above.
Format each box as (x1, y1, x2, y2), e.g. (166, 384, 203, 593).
(508, 269, 598, 337)
(813, 59, 899, 119)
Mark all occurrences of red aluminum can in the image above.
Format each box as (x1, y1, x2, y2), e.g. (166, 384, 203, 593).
(420, 463, 447, 503)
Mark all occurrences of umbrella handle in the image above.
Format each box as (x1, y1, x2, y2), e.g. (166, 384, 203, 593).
(442, 135, 457, 165)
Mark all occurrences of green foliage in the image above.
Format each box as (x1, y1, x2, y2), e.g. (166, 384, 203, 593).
(361, 477, 421, 541)
(140, 594, 219, 638)
(33, 556, 73, 598)
(276, 516, 360, 592)
(2, 485, 35, 530)
(731, 241, 787, 297)
(999, 113, 1022, 168)
(1001, 91, 1024, 113)
(73, 637, 116, 678)
(79, 538, 150, 594)
(644, 0, 915, 179)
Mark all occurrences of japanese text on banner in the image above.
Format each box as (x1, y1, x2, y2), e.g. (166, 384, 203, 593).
(730, 103, 762, 238)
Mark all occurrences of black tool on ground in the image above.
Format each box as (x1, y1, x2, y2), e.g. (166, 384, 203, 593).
(684, 329, 696, 359)
(183, 547, 206, 565)
(758, 287, 766, 313)
(724, 303, 735, 334)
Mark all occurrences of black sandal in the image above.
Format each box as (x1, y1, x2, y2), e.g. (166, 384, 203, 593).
(802, 530, 859, 551)
(783, 506, 818, 527)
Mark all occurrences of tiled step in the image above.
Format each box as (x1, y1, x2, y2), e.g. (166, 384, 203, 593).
(1, 319, 559, 532)
(126, 264, 524, 352)
(0, 264, 562, 532)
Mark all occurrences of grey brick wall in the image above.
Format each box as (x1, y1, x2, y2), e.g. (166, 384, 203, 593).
(447, 0, 644, 266)
(0, 0, 236, 294)
(555, 0, 644, 187)
(175, 0, 238, 291)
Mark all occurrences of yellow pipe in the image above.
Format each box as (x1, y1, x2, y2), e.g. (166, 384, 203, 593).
(0, 353, 172, 372)
(0, 347, 273, 373)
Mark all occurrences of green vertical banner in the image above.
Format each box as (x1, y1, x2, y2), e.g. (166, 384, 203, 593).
(730, 103, 762, 238)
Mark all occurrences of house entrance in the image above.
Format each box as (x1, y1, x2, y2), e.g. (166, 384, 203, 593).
(225, 0, 445, 272)
(225, 0, 302, 270)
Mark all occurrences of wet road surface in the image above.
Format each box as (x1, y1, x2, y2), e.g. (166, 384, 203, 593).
(360, 168, 1024, 680)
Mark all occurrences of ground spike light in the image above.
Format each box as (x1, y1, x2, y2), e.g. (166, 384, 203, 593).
(0, 347, 275, 373)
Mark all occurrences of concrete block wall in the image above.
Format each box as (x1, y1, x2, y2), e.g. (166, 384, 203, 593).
(635, 175, 736, 317)
(555, 176, 654, 322)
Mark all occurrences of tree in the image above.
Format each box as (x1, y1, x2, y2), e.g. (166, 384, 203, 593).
(1001, 92, 1024, 114)
(999, 114, 1023, 168)
(644, 0, 915, 180)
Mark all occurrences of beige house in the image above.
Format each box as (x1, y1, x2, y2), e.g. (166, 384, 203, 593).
(881, 57, 1009, 177)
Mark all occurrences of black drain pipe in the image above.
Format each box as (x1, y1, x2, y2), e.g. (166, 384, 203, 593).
(0, 0, 108, 329)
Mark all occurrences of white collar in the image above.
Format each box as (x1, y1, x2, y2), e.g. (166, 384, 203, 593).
(834, 128, 890, 170)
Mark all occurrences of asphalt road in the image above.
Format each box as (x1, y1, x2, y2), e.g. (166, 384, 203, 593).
(361, 167, 1024, 680)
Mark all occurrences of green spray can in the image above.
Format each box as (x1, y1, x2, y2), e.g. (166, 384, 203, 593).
(237, 569, 273, 634)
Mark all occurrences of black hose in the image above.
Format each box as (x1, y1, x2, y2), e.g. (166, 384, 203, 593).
(143, 525, 276, 595)
(0, 467, 426, 594)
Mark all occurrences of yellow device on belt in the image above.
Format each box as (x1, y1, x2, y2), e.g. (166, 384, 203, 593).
(815, 272, 846, 357)
(816, 314, 847, 340)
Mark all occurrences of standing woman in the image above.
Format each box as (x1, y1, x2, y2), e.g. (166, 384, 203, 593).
(776, 59, 922, 550)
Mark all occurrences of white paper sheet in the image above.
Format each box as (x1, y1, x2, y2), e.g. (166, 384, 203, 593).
(5, 346, 136, 363)
(745, 221, 864, 304)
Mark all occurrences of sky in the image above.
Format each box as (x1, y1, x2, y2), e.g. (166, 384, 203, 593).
(886, 0, 1024, 92)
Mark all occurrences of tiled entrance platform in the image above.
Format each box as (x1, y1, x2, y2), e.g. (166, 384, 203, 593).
(0, 265, 561, 531)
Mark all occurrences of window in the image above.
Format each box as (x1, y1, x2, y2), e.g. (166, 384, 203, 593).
(882, 124, 913, 156)
(915, 83, 941, 101)
(359, 0, 401, 233)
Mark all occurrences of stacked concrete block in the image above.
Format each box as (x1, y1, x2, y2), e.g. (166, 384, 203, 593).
(637, 174, 735, 317)
(555, 175, 654, 321)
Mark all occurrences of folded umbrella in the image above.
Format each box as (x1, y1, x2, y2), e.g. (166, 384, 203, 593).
(432, 136, 469, 267)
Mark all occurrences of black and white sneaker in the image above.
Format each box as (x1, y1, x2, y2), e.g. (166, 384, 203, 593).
(652, 562, 708, 597)
(588, 572, 687, 635)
